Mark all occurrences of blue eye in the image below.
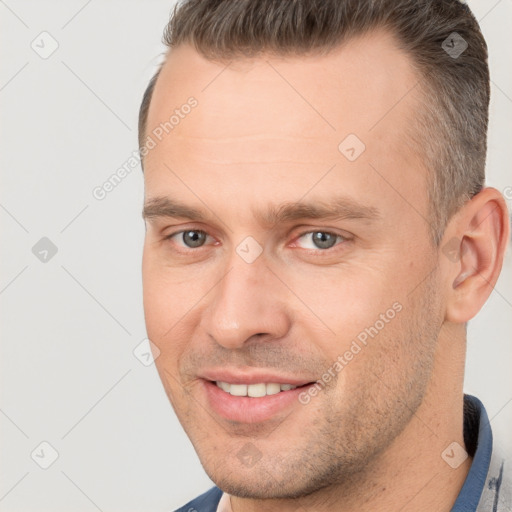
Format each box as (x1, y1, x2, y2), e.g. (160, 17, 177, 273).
(163, 229, 346, 254)
(296, 231, 343, 250)
(168, 230, 208, 248)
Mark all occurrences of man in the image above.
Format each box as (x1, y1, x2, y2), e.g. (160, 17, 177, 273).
(138, 0, 510, 510)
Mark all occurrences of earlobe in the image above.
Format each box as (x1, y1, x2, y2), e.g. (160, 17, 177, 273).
(444, 188, 509, 324)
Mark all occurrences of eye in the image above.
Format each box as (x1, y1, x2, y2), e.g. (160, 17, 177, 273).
(166, 229, 210, 249)
(294, 231, 345, 250)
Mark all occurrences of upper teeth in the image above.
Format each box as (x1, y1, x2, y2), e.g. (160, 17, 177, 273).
(216, 382, 297, 397)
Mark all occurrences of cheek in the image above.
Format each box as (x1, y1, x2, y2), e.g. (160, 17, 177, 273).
(142, 252, 217, 371)
(142, 272, 189, 395)
(325, 304, 421, 413)
(280, 264, 401, 348)
(142, 250, 198, 331)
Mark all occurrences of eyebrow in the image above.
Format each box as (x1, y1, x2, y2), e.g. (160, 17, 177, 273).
(142, 195, 380, 227)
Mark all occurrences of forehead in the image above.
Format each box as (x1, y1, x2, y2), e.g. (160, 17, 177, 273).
(143, 30, 428, 229)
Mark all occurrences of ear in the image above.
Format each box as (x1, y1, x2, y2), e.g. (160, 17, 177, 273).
(441, 187, 510, 324)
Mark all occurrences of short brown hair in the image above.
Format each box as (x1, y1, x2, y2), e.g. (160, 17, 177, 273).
(139, 0, 490, 244)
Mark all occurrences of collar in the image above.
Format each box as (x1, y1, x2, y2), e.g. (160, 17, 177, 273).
(451, 394, 493, 511)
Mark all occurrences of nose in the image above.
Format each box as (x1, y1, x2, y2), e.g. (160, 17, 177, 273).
(199, 256, 291, 350)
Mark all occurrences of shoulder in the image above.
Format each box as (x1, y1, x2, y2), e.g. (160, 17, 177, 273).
(477, 440, 512, 511)
(173, 486, 223, 512)
(468, 394, 512, 512)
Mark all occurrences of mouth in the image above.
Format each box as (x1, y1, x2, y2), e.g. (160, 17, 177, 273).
(214, 380, 312, 397)
(201, 378, 317, 423)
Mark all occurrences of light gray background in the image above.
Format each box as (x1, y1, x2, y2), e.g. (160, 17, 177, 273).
(0, 1, 510, 510)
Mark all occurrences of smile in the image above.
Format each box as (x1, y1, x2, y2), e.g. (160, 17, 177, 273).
(215, 381, 298, 397)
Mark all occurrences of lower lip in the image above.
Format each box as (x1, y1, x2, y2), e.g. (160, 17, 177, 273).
(202, 380, 314, 423)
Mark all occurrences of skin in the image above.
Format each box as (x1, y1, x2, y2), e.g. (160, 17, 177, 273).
(141, 29, 509, 512)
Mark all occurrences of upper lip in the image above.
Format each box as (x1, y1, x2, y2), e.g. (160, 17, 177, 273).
(199, 368, 316, 386)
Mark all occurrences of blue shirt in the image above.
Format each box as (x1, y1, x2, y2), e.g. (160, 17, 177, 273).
(174, 394, 510, 511)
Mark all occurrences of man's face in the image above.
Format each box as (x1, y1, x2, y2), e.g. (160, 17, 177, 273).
(142, 30, 445, 498)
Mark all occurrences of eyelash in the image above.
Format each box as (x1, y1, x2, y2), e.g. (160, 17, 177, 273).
(162, 229, 348, 253)
(293, 230, 347, 251)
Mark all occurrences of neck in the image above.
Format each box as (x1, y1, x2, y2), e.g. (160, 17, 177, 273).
(230, 323, 471, 512)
